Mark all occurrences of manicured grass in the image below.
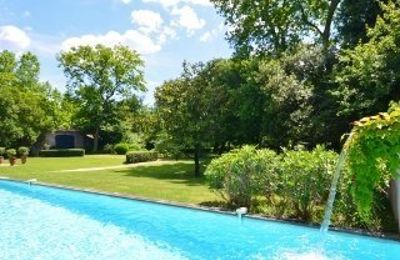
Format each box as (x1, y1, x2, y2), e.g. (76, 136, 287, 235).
(0, 155, 220, 204)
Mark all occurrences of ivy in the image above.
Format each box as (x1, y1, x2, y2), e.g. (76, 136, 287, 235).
(346, 103, 400, 220)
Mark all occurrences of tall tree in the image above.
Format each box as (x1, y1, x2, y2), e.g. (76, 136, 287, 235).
(155, 62, 215, 177)
(335, 0, 384, 48)
(58, 44, 145, 152)
(0, 51, 61, 147)
(333, 1, 400, 120)
(211, 0, 342, 55)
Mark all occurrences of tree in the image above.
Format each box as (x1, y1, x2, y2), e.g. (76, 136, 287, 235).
(211, 0, 342, 55)
(333, 1, 400, 120)
(335, 0, 383, 48)
(155, 62, 215, 177)
(58, 44, 145, 152)
(0, 51, 62, 147)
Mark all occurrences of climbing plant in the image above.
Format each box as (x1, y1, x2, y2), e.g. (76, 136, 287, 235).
(346, 102, 400, 220)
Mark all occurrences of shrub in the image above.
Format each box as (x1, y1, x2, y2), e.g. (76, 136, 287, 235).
(126, 151, 158, 164)
(103, 144, 115, 154)
(18, 146, 30, 156)
(114, 143, 130, 155)
(6, 149, 17, 157)
(39, 149, 85, 157)
(205, 146, 279, 208)
(0, 147, 5, 156)
(276, 145, 337, 221)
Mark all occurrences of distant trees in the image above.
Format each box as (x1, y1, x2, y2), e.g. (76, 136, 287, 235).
(58, 45, 146, 152)
(0, 51, 63, 147)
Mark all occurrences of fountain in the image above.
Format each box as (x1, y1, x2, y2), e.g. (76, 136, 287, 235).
(320, 134, 352, 232)
(26, 178, 37, 186)
(236, 207, 248, 222)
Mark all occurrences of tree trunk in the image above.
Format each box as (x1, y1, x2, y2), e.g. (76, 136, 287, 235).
(93, 127, 100, 153)
(322, 0, 341, 50)
(194, 147, 201, 177)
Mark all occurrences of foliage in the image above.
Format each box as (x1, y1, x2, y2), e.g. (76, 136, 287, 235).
(335, 0, 382, 48)
(114, 143, 130, 155)
(18, 147, 30, 156)
(6, 149, 17, 157)
(333, 1, 400, 119)
(103, 144, 115, 154)
(211, 0, 341, 55)
(155, 62, 216, 176)
(154, 131, 185, 159)
(345, 103, 400, 220)
(125, 151, 158, 164)
(206, 145, 337, 221)
(39, 149, 85, 157)
(0, 51, 64, 147)
(277, 146, 337, 221)
(205, 146, 278, 208)
(0, 147, 5, 156)
(58, 44, 145, 152)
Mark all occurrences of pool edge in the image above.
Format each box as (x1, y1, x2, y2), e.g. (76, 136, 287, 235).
(1, 176, 399, 242)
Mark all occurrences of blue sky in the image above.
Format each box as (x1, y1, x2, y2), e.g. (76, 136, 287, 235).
(0, 0, 232, 104)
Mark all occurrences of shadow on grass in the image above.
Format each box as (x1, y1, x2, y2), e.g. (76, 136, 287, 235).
(116, 163, 206, 186)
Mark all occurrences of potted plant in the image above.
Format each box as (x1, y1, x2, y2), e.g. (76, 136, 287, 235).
(6, 149, 17, 166)
(0, 147, 5, 164)
(18, 146, 30, 164)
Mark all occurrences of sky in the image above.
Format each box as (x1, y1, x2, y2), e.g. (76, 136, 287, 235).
(0, 0, 232, 105)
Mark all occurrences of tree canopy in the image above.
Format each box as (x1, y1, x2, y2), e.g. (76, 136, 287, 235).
(0, 51, 63, 147)
(57, 44, 145, 151)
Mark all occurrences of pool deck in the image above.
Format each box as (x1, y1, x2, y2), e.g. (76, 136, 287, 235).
(1, 176, 399, 242)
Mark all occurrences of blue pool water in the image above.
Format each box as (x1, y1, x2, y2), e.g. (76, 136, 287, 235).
(0, 180, 399, 259)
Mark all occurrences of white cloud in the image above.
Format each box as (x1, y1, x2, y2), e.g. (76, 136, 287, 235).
(61, 30, 161, 55)
(120, 0, 131, 4)
(0, 25, 31, 49)
(186, 0, 211, 6)
(199, 23, 225, 42)
(142, 0, 211, 8)
(199, 31, 211, 42)
(171, 5, 205, 33)
(131, 10, 164, 34)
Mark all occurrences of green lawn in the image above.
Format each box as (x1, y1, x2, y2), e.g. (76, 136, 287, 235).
(0, 155, 220, 204)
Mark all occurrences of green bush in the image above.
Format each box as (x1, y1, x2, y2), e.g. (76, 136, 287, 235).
(205, 145, 338, 222)
(205, 146, 279, 208)
(114, 143, 130, 155)
(277, 146, 337, 221)
(0, 147, 5, 156)
(39, 149, 85, 157)
(18, 146, 30, 156)
(126, 151, 158, 164)
(6, 149, 17, 157)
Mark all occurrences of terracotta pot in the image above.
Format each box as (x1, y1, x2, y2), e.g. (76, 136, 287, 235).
(9, 157, 16, 166)
(21, 155, 27, 164)
(0, 156, 3, 164)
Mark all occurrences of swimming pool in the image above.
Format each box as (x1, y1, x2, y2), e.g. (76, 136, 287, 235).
(0, 180, 399, 259)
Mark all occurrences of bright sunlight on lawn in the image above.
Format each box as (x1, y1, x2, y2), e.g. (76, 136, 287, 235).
(0, 156, 219, 204)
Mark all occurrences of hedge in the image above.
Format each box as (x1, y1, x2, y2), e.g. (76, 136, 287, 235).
(39, 149, 85, 157)
(126, 151, 158, 164)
